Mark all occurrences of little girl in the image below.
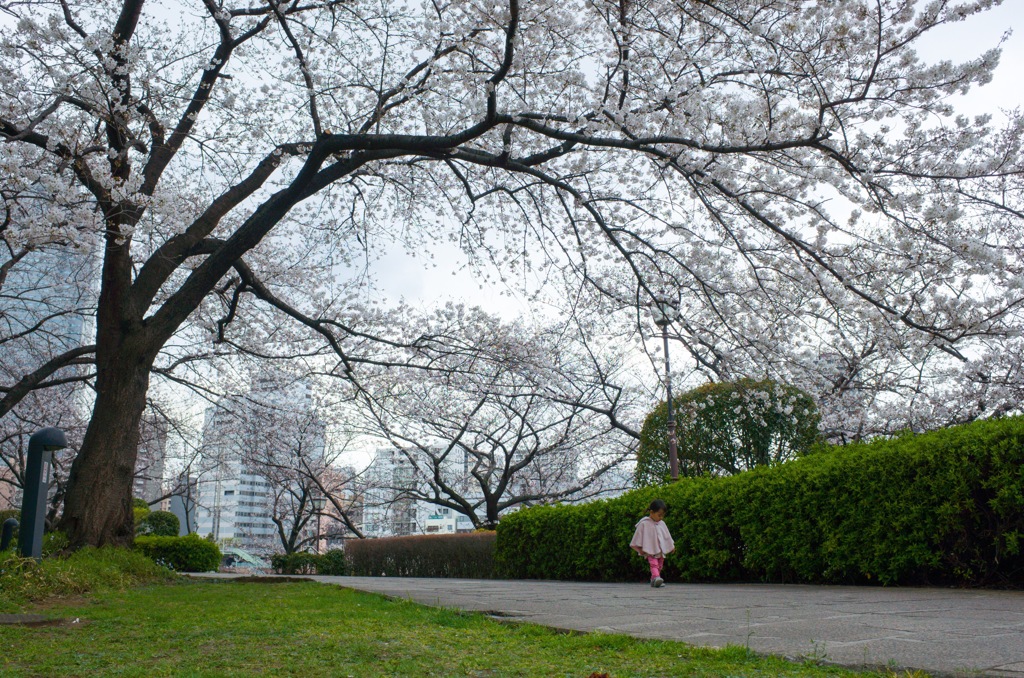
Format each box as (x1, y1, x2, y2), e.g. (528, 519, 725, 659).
(630, 498, 675, 587)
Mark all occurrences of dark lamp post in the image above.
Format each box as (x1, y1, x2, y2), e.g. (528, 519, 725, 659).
(19, 427, 67, 560)
(652, 299, 680, 482)
(313, 495, 326, 554)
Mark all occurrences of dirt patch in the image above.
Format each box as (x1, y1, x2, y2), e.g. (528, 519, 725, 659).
(0, 614, 85, 627)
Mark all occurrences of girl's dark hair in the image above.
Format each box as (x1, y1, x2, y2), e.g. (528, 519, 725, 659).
(648, 499, 667, 513)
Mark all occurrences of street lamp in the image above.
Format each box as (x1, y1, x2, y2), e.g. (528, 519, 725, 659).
(312, 494, 326, 554)
(651, 297, 680, 482)
(19, 427, 67, 560)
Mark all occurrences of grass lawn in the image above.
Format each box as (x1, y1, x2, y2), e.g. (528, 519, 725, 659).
(0, 578, 913, 677)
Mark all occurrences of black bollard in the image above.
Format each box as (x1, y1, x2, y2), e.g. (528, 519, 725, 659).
(18, 427, 67, 560)
(1, 517, 18, 551)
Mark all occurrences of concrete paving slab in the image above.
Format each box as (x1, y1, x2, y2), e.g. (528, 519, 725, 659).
(192, 574, 1024, 677)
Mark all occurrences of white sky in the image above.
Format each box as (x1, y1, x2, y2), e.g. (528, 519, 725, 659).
(915, 1, 1024, 116)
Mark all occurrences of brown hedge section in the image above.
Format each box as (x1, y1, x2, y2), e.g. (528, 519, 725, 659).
(495, 416, 1024, 587)
(346, 532, 496, 578)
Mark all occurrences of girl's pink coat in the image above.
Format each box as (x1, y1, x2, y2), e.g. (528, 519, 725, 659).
(630, 516, 675, 557)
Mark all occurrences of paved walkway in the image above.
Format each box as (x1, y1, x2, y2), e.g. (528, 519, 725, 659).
(194, 574, 1024, 677)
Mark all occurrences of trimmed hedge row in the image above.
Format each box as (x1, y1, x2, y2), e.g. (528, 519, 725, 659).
(496, 416, 1024, 587)
(134, 534, 221, 572)
(271, 550, 348, 576)
(346, 532, 496, 578)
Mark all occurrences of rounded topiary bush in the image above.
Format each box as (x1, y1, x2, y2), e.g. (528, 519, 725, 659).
(137, 510, 180, 537)
(317, 549, 348, 576)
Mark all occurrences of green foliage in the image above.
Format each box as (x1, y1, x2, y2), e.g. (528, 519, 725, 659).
(499, 416, 1024, 587)
(42, 530, 69, 557)
(636, 378, 821, 485)
(0, 517, 68, 557)
(317, 548, 348, 576)
(270, 549, 348, 576)
(136, 510, 180, 537)
(346, 532, 496, 578)
(134, 534, 221, 573)
(0, 546, 174, 611)
(132, 499, 150, 527)
(270, 551, 319, 574)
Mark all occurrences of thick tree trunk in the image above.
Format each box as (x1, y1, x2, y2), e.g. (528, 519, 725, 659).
(58, 341, 154, 549)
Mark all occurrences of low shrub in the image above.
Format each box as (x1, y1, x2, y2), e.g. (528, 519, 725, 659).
(134, 534, 221, 572)
(133, 498, 150, 527)
(497, 416, 1024, 587)
(271, 551, 318, 575)
(270, 550, 348, 576)
(0, 546, 174, 612)
(1, 520, 69, 558)
(346, 532, 496, 578)
(137, 510, 180, 537)
(317, 548, 348, 576)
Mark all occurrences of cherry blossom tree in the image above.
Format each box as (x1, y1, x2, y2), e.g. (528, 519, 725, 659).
(236, 390, 357, 553)
(190, 366, 367, 551)
(354, 312, 636, 528)
(1, 0, 1021, 548)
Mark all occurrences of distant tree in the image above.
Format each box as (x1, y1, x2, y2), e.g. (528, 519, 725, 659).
(636, 378, 820, 485)
(356, 314, 635, 529)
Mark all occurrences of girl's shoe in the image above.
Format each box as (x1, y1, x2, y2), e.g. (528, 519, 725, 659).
(651, 577, 664, 588)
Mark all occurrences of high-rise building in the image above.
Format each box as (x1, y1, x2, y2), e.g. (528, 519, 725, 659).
(1, 245, 98, 511)
(195, 372, 325, 555)
(0, 246, 96, 369)
(133, 413, 168, 503)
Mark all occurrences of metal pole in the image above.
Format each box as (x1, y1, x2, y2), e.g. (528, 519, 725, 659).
(662, 324, 680, 481)
(18, 427, 66, 560)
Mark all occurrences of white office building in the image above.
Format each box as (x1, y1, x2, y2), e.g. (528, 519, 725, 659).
(134, 413, 168, 504)
(195, 373, 325, 554)
(359, 446, 484, 537)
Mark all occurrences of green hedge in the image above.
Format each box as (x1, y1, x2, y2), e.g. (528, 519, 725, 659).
(134, 534, 221, 573)
(347, 532, 496, 578)
(270, 550, 348, 576)
(496, 416, 1024, 587)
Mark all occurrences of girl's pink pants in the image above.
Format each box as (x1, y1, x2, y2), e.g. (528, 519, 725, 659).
(646, 556, 664, 579)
